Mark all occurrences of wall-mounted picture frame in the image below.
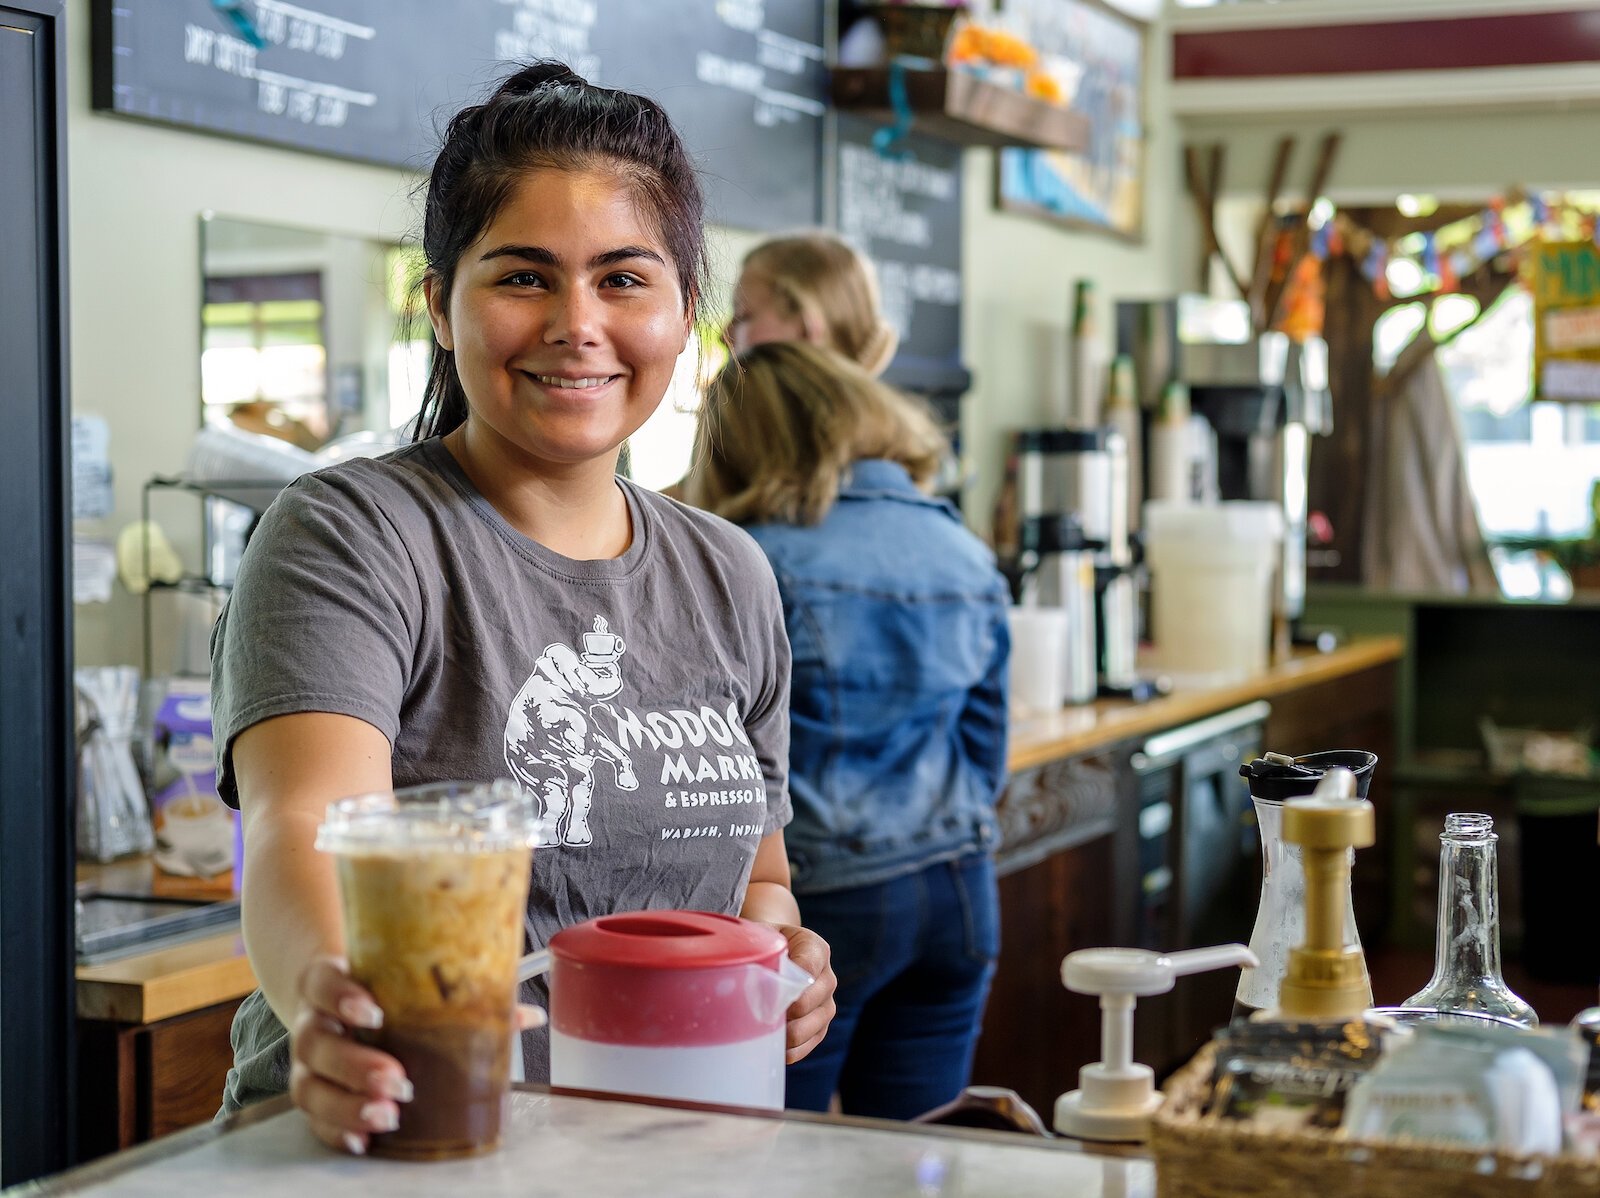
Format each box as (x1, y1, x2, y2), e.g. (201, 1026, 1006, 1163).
(993, 0, 1146, 242)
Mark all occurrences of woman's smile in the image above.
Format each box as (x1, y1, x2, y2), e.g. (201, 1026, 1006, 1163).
(524, 372, 621, 391)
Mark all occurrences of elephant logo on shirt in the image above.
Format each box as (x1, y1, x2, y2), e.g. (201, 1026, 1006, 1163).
(503, 616, 638, 847)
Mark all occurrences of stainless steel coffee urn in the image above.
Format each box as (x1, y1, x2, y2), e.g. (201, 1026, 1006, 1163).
(1013, 427, 1144, 699)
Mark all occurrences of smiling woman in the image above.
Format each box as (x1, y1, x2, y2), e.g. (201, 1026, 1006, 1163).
(423, 170, 691, 514)
(208, 60, 837, 1158)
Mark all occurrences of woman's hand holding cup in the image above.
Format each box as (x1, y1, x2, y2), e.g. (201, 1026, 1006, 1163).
(288, 955, 547, 1155)
(288, 955, 410, 1156)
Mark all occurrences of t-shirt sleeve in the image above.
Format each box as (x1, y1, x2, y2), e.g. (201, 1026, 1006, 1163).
(209, 472, 420, 808)
(739, 542, 792, 836)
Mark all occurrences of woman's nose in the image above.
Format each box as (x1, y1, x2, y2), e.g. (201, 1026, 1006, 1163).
(544, 287, 602, 347)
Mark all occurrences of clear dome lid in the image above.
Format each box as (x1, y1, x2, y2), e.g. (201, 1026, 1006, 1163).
(315, 779, 545, 855)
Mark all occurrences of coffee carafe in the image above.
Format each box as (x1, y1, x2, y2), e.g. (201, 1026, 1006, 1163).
(1234, 749, 1378, 1017)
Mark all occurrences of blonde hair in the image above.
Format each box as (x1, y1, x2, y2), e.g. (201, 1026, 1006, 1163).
(686, 341, 945, 527)
(741, 233, 899, 377)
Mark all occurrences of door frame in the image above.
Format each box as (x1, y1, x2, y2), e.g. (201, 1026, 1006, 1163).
(0, 0, 76, 1184)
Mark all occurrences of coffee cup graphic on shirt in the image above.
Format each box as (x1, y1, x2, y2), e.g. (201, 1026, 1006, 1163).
(582, 628, 625, 664)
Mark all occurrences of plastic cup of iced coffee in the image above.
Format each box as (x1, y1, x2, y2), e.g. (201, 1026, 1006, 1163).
(315, 780, 539, 1160)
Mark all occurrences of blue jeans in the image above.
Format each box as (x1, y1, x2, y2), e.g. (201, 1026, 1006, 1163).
(785, 853, 1000, 1120)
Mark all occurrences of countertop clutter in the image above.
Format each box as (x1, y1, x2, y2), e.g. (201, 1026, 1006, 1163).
(74, 638, 1404, 1024)
(33, 1089, 1156, 1197)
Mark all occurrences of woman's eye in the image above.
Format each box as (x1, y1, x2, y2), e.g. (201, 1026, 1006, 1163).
(603, 273, 643, 289)
(503, 271, 544, 287)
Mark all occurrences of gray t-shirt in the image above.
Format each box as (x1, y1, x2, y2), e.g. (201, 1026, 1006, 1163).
(211, 438, 791, 1112)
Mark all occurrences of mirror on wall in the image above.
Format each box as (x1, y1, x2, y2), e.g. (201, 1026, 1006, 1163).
(198, 214, 430, 452)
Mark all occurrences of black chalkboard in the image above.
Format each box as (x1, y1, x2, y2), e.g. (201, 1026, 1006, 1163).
(90, 0, 824, 232)
(834, 113, 965, 393)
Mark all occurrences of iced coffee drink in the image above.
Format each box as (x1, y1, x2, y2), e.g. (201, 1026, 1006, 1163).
(317, 781, 538, 1160)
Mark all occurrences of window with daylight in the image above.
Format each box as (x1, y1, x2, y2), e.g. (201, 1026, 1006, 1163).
(1373, 216, 1600, 599)
(201, 271, 328, 437)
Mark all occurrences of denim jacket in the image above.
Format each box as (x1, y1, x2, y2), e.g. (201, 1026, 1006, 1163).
(744, 460, 1010, 894)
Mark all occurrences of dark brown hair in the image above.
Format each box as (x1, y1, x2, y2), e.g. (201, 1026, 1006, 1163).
(412, 61, 707, 440)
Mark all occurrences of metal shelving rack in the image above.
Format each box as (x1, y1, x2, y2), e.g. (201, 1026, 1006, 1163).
(139, 474, 286, 681)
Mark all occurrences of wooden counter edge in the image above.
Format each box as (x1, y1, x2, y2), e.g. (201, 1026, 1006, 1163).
(76, 930, 256, 1024)
(1006, 637, 1404, 773)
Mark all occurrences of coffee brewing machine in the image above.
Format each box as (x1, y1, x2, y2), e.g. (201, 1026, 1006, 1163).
(1116, 297, 1333, 636)
(1013, 427, 1150, 700)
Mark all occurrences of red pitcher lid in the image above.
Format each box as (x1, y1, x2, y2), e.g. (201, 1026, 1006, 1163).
(549, 910, 785, 970)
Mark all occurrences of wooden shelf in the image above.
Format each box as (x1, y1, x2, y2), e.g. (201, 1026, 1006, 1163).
(831, 67, 1089, 152)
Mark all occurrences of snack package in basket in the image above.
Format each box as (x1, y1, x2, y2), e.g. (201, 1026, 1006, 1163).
(1205, 1017, 1388, 1131)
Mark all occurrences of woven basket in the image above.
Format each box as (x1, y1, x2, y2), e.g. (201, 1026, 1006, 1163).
(1150, 1043, 1600, 1198)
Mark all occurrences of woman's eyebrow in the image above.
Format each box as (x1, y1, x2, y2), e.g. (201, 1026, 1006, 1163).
(480, 243, 558, 264)
(478, 244, 666, 269)
(590, 246, 666, 269)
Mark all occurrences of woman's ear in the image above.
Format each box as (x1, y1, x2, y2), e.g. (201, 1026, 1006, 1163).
(799, 309, 828, 347)
(423, 274, 454, 351)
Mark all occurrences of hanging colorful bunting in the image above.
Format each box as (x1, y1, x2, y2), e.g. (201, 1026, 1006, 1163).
(1421, 232, 1440, 277)
(1310, 220, 1332, 260)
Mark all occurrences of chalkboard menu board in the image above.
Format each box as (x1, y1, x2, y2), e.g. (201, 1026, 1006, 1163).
(90, 0, 825, 231)
(834, 114, 965, 393)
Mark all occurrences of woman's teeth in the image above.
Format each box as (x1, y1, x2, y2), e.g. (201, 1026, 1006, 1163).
(531, 374, 611, 389)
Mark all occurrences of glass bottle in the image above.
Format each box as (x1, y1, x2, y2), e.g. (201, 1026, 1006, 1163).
(1403, 813, 1536, 1026)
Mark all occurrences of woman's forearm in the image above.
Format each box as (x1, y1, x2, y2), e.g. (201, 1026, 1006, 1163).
(741, 878, 802, 926)
(230, 711, 393, 1028)
(240, 807, 347, 1027)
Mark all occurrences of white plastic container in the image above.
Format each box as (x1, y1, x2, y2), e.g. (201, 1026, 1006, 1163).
(1143, 501, 1283, 686)
(1006, 607, 1070, 715)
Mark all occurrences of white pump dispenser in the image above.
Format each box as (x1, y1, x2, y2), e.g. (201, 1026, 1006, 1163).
(1053, 943, 1259, 1142)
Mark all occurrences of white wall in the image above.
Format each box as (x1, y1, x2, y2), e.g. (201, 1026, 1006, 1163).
(1178, 108, 1600, 209)
(68, 0, 1179, 667)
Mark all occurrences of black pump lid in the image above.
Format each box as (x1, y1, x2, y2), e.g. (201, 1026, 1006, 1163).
(1015, 428, 1107, 455)
(1022, 513, 1091, 555)
(1239, 750, 1378, 801)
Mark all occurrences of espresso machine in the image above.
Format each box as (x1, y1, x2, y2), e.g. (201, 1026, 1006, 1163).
(1116, 297, 1332, 632)
(1013, 427, 1147, 699)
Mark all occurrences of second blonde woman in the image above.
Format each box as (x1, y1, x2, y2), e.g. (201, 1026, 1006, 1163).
(688, 342, 1009, 1120)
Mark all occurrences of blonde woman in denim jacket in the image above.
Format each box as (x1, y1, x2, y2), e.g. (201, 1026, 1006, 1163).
(687, 342, 1010, 1119)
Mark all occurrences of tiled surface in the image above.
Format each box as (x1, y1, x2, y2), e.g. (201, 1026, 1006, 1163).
(64, 1090, 1155, 1197)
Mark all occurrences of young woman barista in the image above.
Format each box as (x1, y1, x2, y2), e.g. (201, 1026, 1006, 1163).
(210, 63, 835, 1156)
(686, 342, 1010, 1120)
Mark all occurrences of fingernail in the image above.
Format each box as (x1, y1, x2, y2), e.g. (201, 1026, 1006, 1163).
(373, 1073, 413, 1103)
(339, 996, 383, 1029)
(518, 1004, 547, 1029)
(341, 1132, 367, 1156)
(360, 1101, 400, 1133)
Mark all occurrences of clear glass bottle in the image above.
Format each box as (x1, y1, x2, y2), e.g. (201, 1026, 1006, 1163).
(1403, 813, 1536, 1027)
